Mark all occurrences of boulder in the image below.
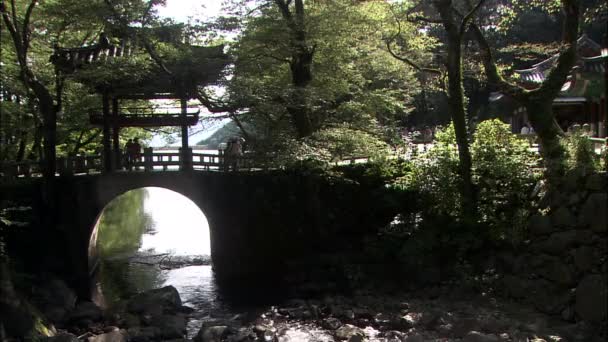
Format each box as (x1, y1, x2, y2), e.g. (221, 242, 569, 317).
(87, 331, 126, 342)
(530, 282, 570, 315)
(127, 326, 161, 341)
(462, 331, 499, 342)
(127, 286, 182, 314)
(194, 325, 233, 342)
(502, 275, 528, 299)
(36, 278, 77, 323)
(572, 246, 596, 272)
(322, 317, 342, 330)
(150, 314, 186, 339)
(579, 193, 607, 232)
(585, 173, 606, 191)
(335, 324, 365, 341)
(404, 333, 424, 342)
(575, 275, 608, 322)
(528, 214, 555, 236)
(551, 207, 576, 229)
(536, 257, 576, 286)
(535, 230, 593, 255)
(69, 301, 102, 323)
(43, 333, 79, 342)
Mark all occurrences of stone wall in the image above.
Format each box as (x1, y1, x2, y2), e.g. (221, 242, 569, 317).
(501, 171, 607, 325)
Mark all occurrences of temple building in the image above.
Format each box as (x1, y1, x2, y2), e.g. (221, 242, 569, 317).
(489, 35, 607, 137)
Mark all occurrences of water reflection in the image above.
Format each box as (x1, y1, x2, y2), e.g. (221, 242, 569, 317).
(94, 187, 215, 322)
(140, 187, 210, 255)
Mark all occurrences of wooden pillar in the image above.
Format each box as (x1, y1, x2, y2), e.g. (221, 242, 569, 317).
(102, 92, 112, 172)
(180, 97, 191, 170)
(112, 97, 121, 170)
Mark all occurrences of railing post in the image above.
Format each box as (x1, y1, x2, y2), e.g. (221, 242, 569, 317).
(144, 147, 153, 171)
(179, 147, 193, 171)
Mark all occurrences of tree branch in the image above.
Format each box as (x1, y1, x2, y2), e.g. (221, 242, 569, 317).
(537, 0, 580, 98)
(459, 0, 485, 38)
(385, 39, 442, 75)
(468, 23, 525, 99)
(22, 0, 38, 56)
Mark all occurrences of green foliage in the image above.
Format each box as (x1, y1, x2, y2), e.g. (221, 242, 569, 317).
(224, 0, 427, 145)
(259, 126, 391, 170)
(393, 119, 538, 244)
(471, 119, 539, 242)
(562, 133, 603, 173)
(96, 189, 152, 257)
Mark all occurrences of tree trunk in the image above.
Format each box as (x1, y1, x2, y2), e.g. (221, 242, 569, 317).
(435, 0, 477, 218)
(28, 123, 42, 161)
(275, 0, 316, 138)
(15, 130, 27, 162)
(469, 0, 579, 183)
(525, 100, 566, 178)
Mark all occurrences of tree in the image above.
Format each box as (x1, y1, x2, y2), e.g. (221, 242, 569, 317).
(470, 0, 581, 180)
(221, 0, 424, 159)
(387, 0, 486, 218)
(1, 0, 59, 178)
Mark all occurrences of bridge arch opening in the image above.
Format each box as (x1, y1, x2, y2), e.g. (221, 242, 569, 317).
(88, 187, 212, 306)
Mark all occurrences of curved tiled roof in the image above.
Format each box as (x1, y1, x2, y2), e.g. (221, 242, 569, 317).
(514, 35, 605, 84)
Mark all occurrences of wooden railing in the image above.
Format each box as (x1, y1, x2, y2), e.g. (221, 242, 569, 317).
(0, 148, 260, 179)
(2, 137, 604, 179)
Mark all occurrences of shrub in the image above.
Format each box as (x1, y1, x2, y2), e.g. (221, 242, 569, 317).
(393, 119, 538, 245)
(562, 133, 601, 173)
(471, 119, 538, 243)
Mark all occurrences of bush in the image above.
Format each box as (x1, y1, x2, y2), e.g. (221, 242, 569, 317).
(392, 119, 538, 245)
(471, 119, 538, 243)
(562, 133, 602, 173)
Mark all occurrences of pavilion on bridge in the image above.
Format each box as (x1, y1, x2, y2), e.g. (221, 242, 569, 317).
(50, 27, 231, 171)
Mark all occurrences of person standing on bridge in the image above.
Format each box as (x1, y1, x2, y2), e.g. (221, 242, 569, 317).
(124, 139, 134, 170)
(224, 137, 243, 171)
(133, 138, 142, 170)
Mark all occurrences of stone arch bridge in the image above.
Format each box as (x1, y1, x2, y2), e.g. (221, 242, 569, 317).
(2, 171, 398, 298)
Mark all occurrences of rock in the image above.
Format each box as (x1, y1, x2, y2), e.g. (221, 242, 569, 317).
(452, 318, 481, 338)
(404, 333, 424, 342)
(575, 275, 608, 322)
(530, 281, 570, 315)
(150, 314, 186, 338)
(69, 301, 102, 323)
(579, 193, 607, 232)
(127, 286, 182, 314)
(44, 333, 80, 342)
(503, 275, 528, 299)
(561, 306, 575, 322)
(462, 331, 499, 342)
(322, 317, 342, 330)
(383, 331, 405, 341)
(397, 312, 419, 330)
(551, 207, 576, 229)
(529, 214, 555, 236)
(573, 246, 595, 272)
(335, 324, 365, 341)
(127, 326, 161, 341)
(87, 331, 126, 342)
(536, 257, 576, 286)
(585, 173, 606, 191)
(194, 325, 232, 342)
(122, 313, 140, 328)
(419, 310, 442, 328)
(36, 278, 77, 323)
(536, 230, 593, 255)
